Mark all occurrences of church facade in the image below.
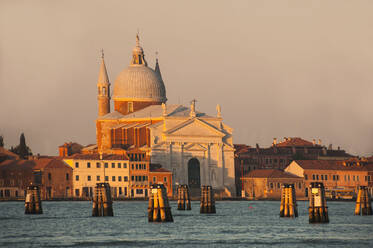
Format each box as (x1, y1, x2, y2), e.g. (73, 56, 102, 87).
(94, 35, 236, 196)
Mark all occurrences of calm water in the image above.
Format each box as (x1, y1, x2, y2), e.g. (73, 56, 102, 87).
(0, 201, 372, 247)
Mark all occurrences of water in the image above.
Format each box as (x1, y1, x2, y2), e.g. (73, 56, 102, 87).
(0, 201, 372, 247)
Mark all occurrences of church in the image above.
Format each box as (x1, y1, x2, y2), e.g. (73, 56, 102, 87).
(94, 35, 236, 196)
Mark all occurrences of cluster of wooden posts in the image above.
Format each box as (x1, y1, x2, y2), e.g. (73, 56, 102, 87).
(148, 184, 173, 222)
(92, 183, 113, 217)
(177, 185, 191, 210)
(24, 182, 372, 224)
(279, 184, 298, 218)
(200, 185, 216, 214)
(355, 186, 372, 216)
(24, 185, 43, 214)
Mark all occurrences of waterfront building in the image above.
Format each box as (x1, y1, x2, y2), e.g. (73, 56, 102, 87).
(63, 153, 131, 198)
(149, 164, 173, 197)
(285, 158, 373, 197)
(234, 137, 353, 195)
(241, 169, 304, 200)
(0, 157, 72, 199)
(92, 35, 235, 196)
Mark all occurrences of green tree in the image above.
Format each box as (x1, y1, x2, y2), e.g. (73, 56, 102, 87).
(12, 133, 32, 159)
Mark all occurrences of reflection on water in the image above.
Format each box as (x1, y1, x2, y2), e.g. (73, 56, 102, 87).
(0, 201, 372, 247)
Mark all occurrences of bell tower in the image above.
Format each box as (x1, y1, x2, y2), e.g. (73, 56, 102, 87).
(97, 50, 110, 116)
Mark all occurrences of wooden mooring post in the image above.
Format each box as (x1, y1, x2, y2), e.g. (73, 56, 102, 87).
(200, 185, 216, 214)
(355, 186, 372, 216)
(177, 185, 191, 210)
(309, 182, 329, 223)
(148, 184, 173, 222)
(92, 183, 113, 217)
(25, 185, 43, 214)
(280, 184, 298, 218)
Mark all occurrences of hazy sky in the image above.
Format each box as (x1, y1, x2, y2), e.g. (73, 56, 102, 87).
(1, 0, 373, 156)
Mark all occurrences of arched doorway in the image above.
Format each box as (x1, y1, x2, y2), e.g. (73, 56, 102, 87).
(188, 158, 201, 188)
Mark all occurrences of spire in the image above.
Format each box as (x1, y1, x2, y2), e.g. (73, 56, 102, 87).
(131, 34, 147, 66)
(154, 51, 163, 81)
(98, 49, 110, 85)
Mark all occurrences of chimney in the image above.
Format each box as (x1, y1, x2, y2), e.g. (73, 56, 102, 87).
(273, 138, 277, 146)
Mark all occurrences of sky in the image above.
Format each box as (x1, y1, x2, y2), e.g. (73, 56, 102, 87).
(0, 0, 372, 156)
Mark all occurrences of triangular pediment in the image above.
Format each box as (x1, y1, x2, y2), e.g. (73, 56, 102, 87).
(184, 143, 208, 151)
(165, 118, 225, 137)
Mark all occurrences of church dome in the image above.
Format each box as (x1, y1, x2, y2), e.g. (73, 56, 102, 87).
(113, 65, 166, 102)
(112, 35, 166, 102)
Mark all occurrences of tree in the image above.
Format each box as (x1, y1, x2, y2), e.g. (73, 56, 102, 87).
(12, 133, 32, 159)
(0, 135, 3, 147)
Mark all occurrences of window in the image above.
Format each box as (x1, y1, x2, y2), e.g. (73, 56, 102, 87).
(136, 189, 143, 194)
(97, 175, 100, 181)
(321, 175, 324, 180)
(48, 173, 52, 181)
(353, 175, 355, 181)
(96, 162, 101, 168)
(270, 183, 273, 189)
(132, 164, 134, 170)
(128, 102, 134, 112)
(298, 183, 302, 189)
(105, 176, 109, 181)
(76, 175, 79, 181)
(316, 175, 319, 180)
(124, 176, 128, 182)
(75, 162, 79, 168)
(304, 174, 308, 180)
(135, 176, 138, 181)
(131, 176, 134, 181)
(277, 183, 280, 188)
(105, 163, 108, 168)
(66, 173, 69, 181)
(333, 175, 336, 181)
(87, 162, 91, 168)
(357, 175, 359, 181)
(118, 176, 122, 182)
(112, 176, 116, 181)
(325, 175, 327, 181)
(144, 164, 146, 170)
(164, 177, 167, 182)
(124, 187, 127, 196)
(75, 189, 80, 197)
(344, 175, 347, 181)
(88, 175, 91, 181)
(118, 163, 121, 168)
(337, 175, 339, 181)
(136, 164, 138, 170)
(348, 175, 350, 181)
(312, 175, 315, 180)
(119, 187, 122, 195)
(112, 163, 115, 168)
(123, 163, 127, 169)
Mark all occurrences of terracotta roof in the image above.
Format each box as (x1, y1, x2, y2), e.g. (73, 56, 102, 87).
(293, 160, 373, 171)
(0, 147, 19, 160)
(149, 163, 171, 173)
(0, 158, 71, 171)
(276, 137, 316, 147)
(150, 168, 171, 173)
(32, 158, 71, 170)
(66, 153, 129, 161)
(0, 159, 35, 171)
(244, 169, 301, 179)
